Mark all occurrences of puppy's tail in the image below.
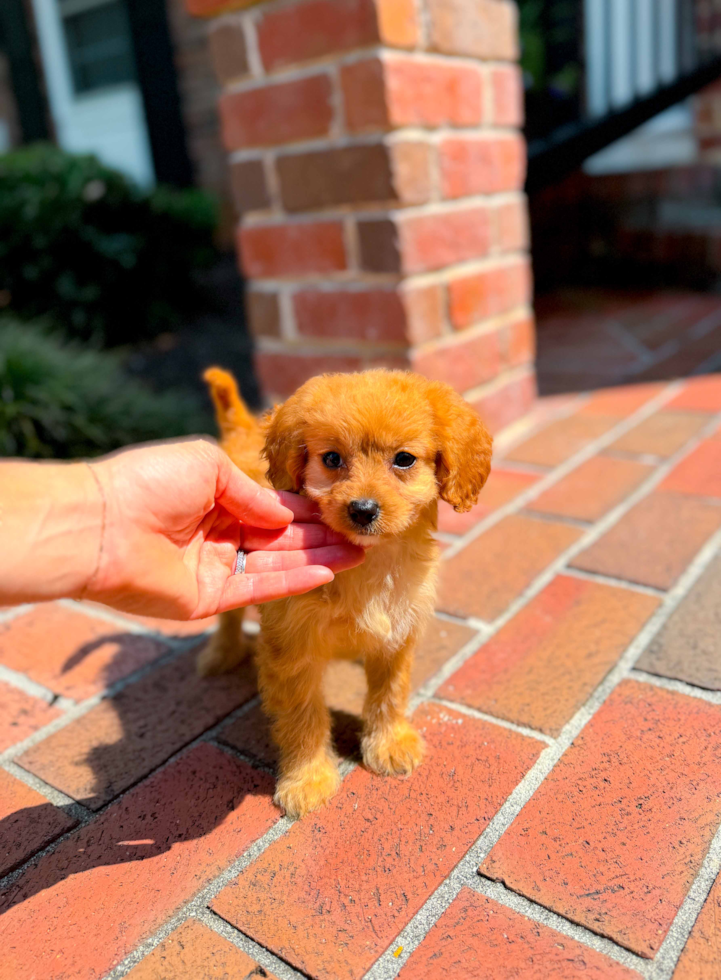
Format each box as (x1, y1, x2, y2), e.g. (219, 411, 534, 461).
(203, 367, 256, 438)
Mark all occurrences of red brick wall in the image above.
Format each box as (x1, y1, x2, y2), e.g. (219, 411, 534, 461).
(188, 0, 536, 431)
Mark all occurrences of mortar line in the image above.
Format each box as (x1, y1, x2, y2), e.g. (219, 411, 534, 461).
(629, 669, 721, 705)
(467, 876, 651, 975)
(648, 822, 721, 980)
(0, 603, 33, 626)
(364, 524, 721, 980)
(196, 909, 310, 980)
(1, 758, 92, 818)
(0, 663, 60, 703)
(443, 379, 684, 560)
(562, 566, 667, 598)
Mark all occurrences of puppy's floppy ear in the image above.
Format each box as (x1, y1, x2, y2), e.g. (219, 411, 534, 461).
(426, 380, 493, 513)
(262, 398, 307, 492)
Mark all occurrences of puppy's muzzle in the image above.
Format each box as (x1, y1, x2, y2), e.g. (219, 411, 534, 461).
(348, 498, 380, 528)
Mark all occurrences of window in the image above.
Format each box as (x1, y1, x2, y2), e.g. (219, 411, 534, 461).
(58, 0, 135, 94)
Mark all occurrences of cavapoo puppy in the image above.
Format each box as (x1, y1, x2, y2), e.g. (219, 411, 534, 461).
(200, 367, 492, 818)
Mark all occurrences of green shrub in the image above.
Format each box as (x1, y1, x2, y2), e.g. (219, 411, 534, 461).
(0, 320, 207, 459)
(0, 144, 217, 346)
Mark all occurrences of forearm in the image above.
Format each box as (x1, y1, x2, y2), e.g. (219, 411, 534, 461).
(0, 460, 103, 605)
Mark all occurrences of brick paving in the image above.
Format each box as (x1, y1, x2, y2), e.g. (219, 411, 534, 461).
(1, 309, 721, 978)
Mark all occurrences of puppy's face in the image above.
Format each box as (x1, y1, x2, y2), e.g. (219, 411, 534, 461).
(264, 370, 493, 545)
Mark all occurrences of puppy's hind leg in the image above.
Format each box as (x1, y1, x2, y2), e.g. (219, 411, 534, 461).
(361, 637, 424, 777)
(196, 608, 252, 676)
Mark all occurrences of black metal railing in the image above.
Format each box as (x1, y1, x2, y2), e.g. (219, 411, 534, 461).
(523, 0, 721, 192)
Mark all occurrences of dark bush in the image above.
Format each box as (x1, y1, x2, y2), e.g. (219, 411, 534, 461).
(0, 144, 217, 346)
(0, 320, 207, 458)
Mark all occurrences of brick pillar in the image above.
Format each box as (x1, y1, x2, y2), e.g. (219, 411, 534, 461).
(188, 0, 536, 434)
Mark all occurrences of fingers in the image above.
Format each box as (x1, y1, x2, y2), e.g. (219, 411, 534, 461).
(245, 544, 365, 575)
(238, 522, 349, 552)
(217, 459, 295, 529)
(217, 566, 335, 612)
(271, 491, 323, 523)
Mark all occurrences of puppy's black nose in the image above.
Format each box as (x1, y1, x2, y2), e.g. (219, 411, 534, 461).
(348, 498, 380, 527)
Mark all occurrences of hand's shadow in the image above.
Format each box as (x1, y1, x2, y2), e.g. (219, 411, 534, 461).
(0, 626, 364, 916)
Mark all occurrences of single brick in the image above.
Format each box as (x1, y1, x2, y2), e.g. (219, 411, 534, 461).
(0, 744, 277, 980)
(667, 374, 721, 412)
(239, 220, 347, 277)
(448, 259, 531, 329)
(571, 491, 721, 590)
(427, 0, 519, 59)
(438, 466, 540, 535)
(400, 206, 494, 274)
(397, 888, 639, 980)
(219, 74, 333, 150)
(16, 647, 256, 809)
(494, 197, 529, 253)
(637, 553, 721, 690)
(490, 65, 524, 127)
(480, 680, 721, 957)
(246, 289, 281, 337)
(294, 288, 409, 343)
(439, 574, 659, 735)
(672, 871, 721, 980)
(211, 703, 543, 980)
(505, 413, 618, 468)
(609, 411, 710, 458)
(0, 769, 77, 878)
(438, 515, 581, 621)
(255, 352, 366, 400)
(229, 158, 270, 213)
(0, 682, 59, 752)
(440, 135, 526, 198)
(124, 919, 280, 980)
(341, 55, 483, 132)
(277, 141, 431, 212)
(412, 328, 501, 392)
(0, 604, 168, 701)
(208, 19, 248, 85)
(356, 218, 401, 273)
(578, 382, 667, 418)
(470, 369, 537, 435)
(660, 439, 721, 498)
(257, 0, 379, 72)
(528, 456, 653, 523)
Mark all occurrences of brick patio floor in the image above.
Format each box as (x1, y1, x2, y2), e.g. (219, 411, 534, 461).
(1, 292, 721, 979)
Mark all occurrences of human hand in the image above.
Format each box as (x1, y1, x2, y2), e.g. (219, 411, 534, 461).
(85, 438, 364, 619)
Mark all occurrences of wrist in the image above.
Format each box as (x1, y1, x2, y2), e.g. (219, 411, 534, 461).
(0, 460, 104, 605)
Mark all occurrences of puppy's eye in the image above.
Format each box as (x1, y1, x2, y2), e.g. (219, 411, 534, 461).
(393, 452, 416, 469)
(322, 451, 343, 469)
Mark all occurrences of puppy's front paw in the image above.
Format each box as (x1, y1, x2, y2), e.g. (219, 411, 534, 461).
(362, 722, 424, 777)
(274, 757, 341, 819)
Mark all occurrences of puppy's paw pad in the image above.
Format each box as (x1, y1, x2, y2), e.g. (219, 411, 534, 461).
(274, 759, 341, 819)
(362, 724, 424, 777)
(196, 636, 253, 677)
